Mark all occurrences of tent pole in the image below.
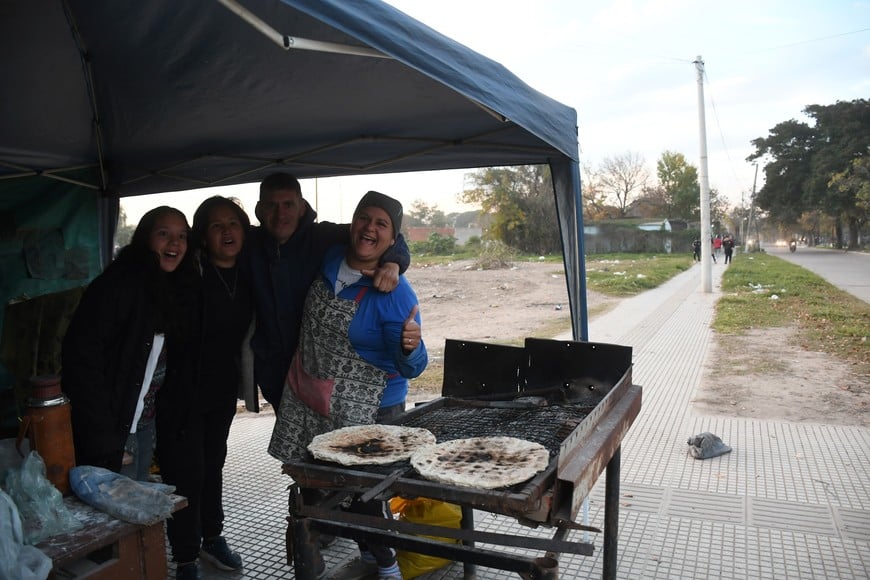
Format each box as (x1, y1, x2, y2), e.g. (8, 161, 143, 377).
(216, 0, 390, 58)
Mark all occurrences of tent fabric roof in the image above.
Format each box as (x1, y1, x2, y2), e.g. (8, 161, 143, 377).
(2, 0, 578, 197)
(1, 0, 588, 339)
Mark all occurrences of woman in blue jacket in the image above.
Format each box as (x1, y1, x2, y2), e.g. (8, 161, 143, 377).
(269, 191, 426, 580)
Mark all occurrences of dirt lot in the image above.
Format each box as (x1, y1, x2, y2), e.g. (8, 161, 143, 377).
(693, 326, 869, 427)
(405, 260, 869, 427)
(406, 259, 584, 354)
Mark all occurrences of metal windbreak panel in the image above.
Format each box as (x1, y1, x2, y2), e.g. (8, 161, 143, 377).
(555, 379, 642, 522)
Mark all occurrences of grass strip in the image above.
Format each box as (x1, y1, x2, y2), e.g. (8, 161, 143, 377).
(714, 253, 870, 369)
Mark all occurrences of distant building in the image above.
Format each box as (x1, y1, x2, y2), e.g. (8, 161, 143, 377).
(637, 219, 689, 232)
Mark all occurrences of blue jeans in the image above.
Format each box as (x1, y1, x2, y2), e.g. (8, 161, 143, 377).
(120, 421, 155, 482)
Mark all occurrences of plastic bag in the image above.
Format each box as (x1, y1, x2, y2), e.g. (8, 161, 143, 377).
(3, 451, 82, 545)
(686, 432, 732, 460)
(69, 465, 175, 525)
(390, 497, 462, 579)
(0, 489, 53, 580)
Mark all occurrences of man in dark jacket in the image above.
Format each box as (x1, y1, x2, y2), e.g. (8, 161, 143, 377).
(243, 172, 412, 408)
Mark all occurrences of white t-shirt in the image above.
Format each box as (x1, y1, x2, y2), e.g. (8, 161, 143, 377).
(130, 333, 165, 433)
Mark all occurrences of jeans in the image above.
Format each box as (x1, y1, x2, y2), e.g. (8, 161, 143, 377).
(120, 421, 155, 482)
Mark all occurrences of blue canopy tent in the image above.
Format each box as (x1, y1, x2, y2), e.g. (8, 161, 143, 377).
(1, 0, 588, 347)
(0, 4, 631, 575)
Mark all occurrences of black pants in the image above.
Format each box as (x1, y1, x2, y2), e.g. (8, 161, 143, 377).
(159, 421, 205, 563)
(201, 402, 236, 538)
(159, 402, 236, 562)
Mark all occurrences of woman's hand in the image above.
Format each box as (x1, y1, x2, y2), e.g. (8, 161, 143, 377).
(401, 305, 421, 353)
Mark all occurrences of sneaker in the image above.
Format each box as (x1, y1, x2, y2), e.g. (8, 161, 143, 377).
(318, 533, 337, 549)
(176, 562, 201, 580)
(201, 536, 243, 571)
(329, 557, 378, 580)
(377, 562, 403, 580)
(316, 558, 327, 579)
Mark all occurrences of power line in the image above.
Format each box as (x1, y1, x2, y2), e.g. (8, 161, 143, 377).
(701, 67, 749, 200)
(759, 27, 870, 52)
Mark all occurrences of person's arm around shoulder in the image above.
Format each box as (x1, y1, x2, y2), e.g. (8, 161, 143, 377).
(368, 233, 411, 292)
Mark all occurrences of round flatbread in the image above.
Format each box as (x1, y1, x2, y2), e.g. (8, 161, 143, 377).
(410, 437, 550, 489)
(307, 424, 436, 466)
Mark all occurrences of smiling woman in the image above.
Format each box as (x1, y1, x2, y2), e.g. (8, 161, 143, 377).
(268, 190, 427, 580)
(347, 191, 403, 270)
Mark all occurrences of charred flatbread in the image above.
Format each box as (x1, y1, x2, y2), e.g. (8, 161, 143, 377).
(410, 437, 550, 489)
(308, 424, 436, 466)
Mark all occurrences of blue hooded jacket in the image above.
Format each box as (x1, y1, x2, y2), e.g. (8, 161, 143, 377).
(242, 202, 409, 406)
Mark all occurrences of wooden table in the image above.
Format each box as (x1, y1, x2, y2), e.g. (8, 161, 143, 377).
(1, 438, 185, 579)
(36, 494, 187, 579)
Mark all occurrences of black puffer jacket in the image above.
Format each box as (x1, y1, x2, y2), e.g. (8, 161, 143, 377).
(61, 257, 199, 472)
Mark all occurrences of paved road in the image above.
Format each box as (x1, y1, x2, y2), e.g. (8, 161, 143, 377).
(762, 244, 870, 304)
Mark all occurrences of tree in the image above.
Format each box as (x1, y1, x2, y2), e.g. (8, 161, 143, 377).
(628, 185, 667, 218)
(580, 163, 615, 220)
(114, 207, 136, 250)
(461, 165, 561, 254)
(829, 156, 870, 247)
(797, 210, 835, 246)
(420, 232, 456, 254)
(656, 151, 700, 220)
(830, 157, 870, 217)
(749, 119, 815, 224)
(708, 188, 728, 232)
(598, 152, 649, 217)
(748, 99, 869, 248)
(408, 199, 448, 227)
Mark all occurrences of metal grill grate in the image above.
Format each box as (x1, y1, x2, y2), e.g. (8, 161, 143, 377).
(400, 403, 595, 457)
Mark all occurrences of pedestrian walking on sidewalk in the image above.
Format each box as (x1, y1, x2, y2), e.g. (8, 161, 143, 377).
(723, 235, 734, 264)
(692, 238, 701, 262)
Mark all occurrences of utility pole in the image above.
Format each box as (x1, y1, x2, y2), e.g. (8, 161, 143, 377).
(695, 56, 712, 293)
(745, 163, 758, 253)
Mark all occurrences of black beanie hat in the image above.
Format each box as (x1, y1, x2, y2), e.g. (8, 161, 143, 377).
(354, 191, 403, 235)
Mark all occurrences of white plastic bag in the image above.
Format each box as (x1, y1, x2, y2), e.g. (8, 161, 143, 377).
(0, 488, 52, 580)
(4, 451, 81, 544)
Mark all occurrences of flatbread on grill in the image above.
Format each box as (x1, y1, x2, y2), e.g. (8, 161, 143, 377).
(307, 424, 436, 466)
(410, 437, 550, 489)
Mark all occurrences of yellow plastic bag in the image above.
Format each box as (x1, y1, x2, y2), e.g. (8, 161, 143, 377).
(390, 496, 462, 579)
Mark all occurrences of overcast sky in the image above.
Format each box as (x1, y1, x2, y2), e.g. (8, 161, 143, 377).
(123, 0, 870, 225)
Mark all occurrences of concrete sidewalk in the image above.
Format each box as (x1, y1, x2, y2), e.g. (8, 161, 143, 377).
(206, 262, 869, 579)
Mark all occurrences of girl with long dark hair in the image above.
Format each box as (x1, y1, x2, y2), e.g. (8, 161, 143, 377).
(62, 205, 198, 477)
(164, 196, 253, 579)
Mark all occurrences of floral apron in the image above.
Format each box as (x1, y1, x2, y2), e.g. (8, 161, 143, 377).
(268, 279, 387, 463)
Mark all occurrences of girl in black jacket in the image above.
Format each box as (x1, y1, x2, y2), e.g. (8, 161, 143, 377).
(163, 195, 253, 579)
(63, 206, 203, 577)
(62, 205, 199, 477)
